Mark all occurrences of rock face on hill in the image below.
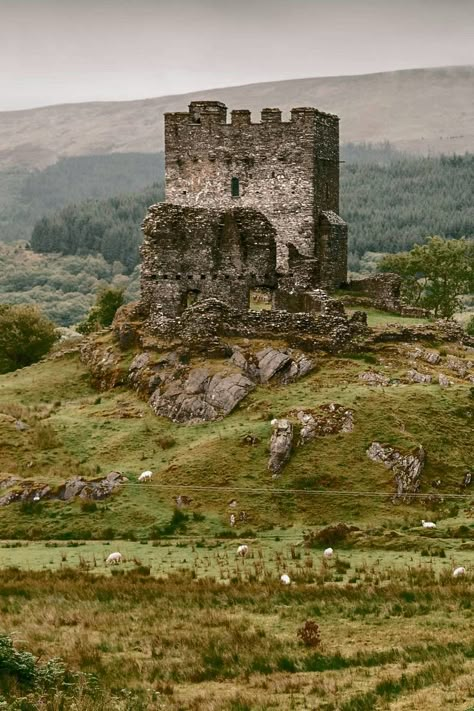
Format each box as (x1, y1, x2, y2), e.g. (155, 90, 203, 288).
(0, 472, 127, 506)
(268, 419, 294, 477)
(367, 442, 425, 499)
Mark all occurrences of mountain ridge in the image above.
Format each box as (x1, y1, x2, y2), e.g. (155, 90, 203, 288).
(0, 65, 473, 169)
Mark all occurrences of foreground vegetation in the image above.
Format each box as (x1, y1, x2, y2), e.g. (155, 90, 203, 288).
(0, 564, 472, 709)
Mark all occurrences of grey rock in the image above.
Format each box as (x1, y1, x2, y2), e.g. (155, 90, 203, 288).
(184, 368, 210, 394)
(149, 368, 254, 423)
(367, 441, 425, 498)
(268, 419, 293, 477)
(207, 373, 255, 415)
(446, 355, 472, 378)
(15, 420, 29, 431)
(438, 373, 452, 388)
(408, 347, 440, 365)
(407, 369, 432, 384)
(256, 348, 292, 383)
(359, 371, 389, 386)
(129, 352, 150, 372)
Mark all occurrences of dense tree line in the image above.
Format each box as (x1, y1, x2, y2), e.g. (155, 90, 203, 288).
(27, 147, 474, 274)
(30, 184, 163, 273)
(340, 153, 474, 269)
(0, 153, 164, 243)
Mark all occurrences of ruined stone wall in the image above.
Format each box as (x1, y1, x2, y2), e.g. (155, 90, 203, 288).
(319, 211, 348, 289)
(349, 273, 402, 311)
(164, 101, 344, 282)
(142, 297, 367, 354)
(140, 203, 278, 319)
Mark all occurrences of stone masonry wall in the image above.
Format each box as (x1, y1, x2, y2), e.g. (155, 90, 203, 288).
(164, 101, 346, 286)
(140, 203, 278, 319)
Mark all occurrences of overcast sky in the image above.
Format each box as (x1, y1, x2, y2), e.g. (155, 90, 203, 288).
(2, 0, 473, 111)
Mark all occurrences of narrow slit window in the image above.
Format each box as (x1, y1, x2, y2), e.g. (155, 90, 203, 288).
(231, 177, 240, 197)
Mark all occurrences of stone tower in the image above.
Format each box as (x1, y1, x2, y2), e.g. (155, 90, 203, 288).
(164, 101, 347, 289)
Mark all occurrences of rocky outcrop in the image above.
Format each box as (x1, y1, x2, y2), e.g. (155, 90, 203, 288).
(406, 369, 432, 384)
(80, 341, 127, 390)
(359, 371, 389, 386)
(0, 472, 127, 506)
(296, 404, 354, 445)
(231, 346, 313, 385)
(408, 347, 441, 365)
(438, 373, 452, 388)
(268, 419, 293, 477)
(366, 442, 425, 498)
(446, 355, 473, 378)
(149, 368, 255, 423)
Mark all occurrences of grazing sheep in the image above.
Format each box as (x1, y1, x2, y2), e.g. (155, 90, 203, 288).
(230, 513, 236, 527)
(106, 552, 122, 565)
(228, 498, 238, 508)
(323, 547, 334, 558)
(138, 471, 153, 482)
(33, 495, 40, 502)
(421, 520, 436, 529)
(453, 566, 466, 578)
(237, 544, 249, 558)
(280, 573, 291, 585)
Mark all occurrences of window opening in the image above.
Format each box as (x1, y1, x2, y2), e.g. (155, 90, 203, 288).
(249, 287, 273, 311)
(231, 177, 240, 197)
(186, 289, 200, 308)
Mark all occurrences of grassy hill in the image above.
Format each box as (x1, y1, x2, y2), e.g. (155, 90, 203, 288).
(0, 66, 472, 172)
(0, 330, 472, 540)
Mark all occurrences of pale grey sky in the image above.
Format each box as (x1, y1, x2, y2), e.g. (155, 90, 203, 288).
(2, 0, 473, 111)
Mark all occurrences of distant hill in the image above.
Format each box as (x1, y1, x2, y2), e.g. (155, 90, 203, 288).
(0, 66, 472, 171)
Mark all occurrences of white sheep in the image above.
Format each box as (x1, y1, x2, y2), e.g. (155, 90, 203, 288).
(106, 552, 123, 565)
(421, 520, 436, 529)
(453, 566, 466, 578)
(323, 547, 334, 558)
(280, 573, 291, 585)
(230, 513, 236, 527)
(138, 471, 153, 482)
(237, 544, 249, 558)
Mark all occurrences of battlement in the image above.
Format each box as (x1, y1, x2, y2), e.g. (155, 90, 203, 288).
(164, 101, 339, 128)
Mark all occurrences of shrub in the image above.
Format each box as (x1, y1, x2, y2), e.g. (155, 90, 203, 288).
(77, 286, 124, 334)
(297, 620, 321, 648)
(0, 305, 57, 373)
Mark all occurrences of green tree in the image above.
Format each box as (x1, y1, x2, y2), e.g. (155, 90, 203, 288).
(0, 305, 57, 373)
(379, 236, 474, 318)
(77, 286, 124, 334)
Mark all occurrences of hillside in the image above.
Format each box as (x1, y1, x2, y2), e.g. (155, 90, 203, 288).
(0, 66, 473, 171)
(0, 311, 473, 708)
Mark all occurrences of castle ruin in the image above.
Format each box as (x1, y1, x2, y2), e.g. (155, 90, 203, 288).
(140, 101, 348, 323)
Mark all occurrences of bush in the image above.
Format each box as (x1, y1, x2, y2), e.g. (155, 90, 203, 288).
(297, 620, 321, 648)
(77, 286, 124, 334)
(0, 304, 57, 373)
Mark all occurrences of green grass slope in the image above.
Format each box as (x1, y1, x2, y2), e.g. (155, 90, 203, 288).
(0, 331, 472, 541)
